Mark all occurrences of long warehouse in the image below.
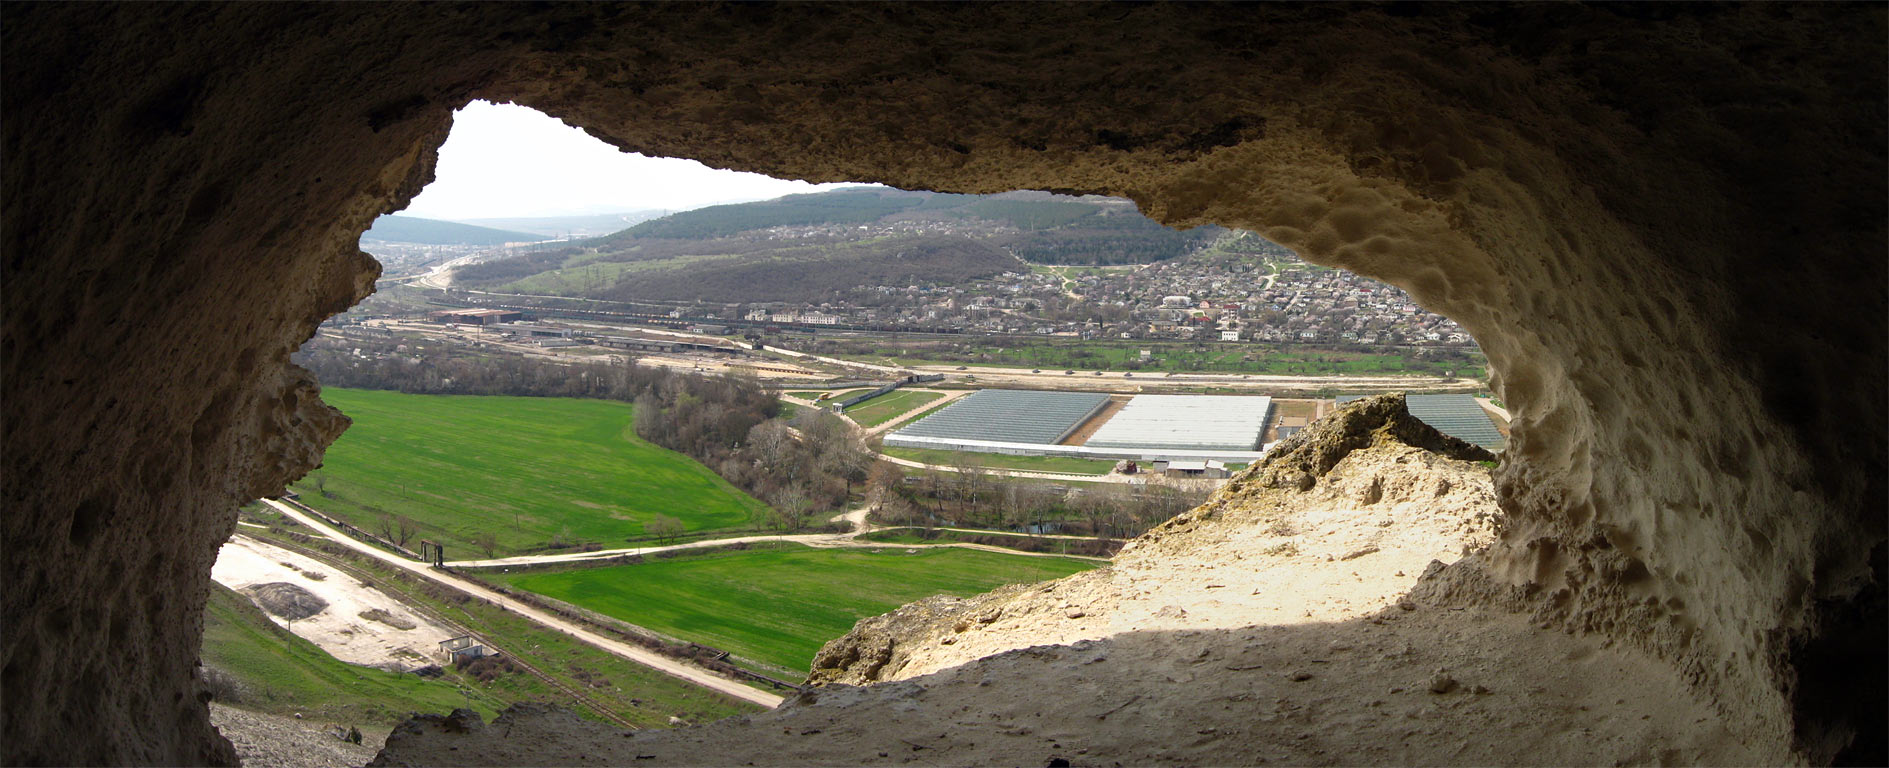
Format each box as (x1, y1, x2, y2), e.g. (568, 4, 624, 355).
(1084, 394, 1274, 452)
(888, 389, 1111, 445)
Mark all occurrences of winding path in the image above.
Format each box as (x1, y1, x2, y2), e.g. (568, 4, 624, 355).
(872, 452, 1140, 484)
(259, 499, 787, 708)
(263, 495, 1114, 703)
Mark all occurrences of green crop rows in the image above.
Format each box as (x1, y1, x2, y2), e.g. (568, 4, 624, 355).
(841, 390, 944, 428)
(493, 544, 1097, 678)
(294, 389, 767, 557)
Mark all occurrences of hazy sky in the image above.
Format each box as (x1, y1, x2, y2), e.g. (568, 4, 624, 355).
(398, 101, 861, 220)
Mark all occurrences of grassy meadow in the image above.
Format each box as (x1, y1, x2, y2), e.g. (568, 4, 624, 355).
(294, 389, 767, 556)
(493, 543, 1097, 678)
(228, 528, 766, 727)
(200, 584, 504, 724)
(841, 390, 944, 428)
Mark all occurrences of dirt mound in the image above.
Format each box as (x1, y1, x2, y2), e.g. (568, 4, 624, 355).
(243, 582, 329, 621)
(811, 393, 1500, 686)
(1245, 392, 1493, 493)
(359, 608, 417, 631)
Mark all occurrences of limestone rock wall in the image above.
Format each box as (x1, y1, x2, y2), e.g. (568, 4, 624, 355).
(3, 4, 1882, 764)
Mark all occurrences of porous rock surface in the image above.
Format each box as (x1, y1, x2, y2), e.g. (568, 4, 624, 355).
(209, 704, 381, 768)
(806, 394, 1499, 688)
(370, 396, 1762, 765)
(2, 4, 1882, 765)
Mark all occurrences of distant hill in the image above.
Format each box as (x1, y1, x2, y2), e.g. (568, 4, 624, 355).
(455, 212, 667, 239)
(362, 215, 543, 246)
(608, 188, 975, 241)
(451, 188, 1222, 303)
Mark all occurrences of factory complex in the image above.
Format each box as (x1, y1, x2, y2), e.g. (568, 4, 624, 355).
(884, 390, 1275, 464)
(884, 389, 1507, 465)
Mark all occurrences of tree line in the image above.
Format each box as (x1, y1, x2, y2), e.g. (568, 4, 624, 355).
(295, 335, 866, 533)
(864, 460, 1211, 540)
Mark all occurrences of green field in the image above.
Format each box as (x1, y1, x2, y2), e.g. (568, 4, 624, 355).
(295, 389, 768, 556)
(880, 446, 1117, 475)
(841, 390, 944, 428)
(493, 544, 1097, 677)
(237, 526, 764, 726)
(200, 584, 505, 725)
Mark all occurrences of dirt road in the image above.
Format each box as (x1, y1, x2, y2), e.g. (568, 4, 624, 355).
(259, 499, 786, 708)
(872, 451, 1142, 484)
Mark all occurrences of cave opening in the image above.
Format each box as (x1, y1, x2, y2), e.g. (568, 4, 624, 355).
(247, 90, 1518, 747)
(5, 4, 1882, 765)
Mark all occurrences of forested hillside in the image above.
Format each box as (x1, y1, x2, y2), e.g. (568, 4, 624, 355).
(449, 188, 1227, 302)
(590, 236, 1019, 303)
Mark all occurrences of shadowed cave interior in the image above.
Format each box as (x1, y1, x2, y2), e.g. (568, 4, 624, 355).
(1, 3, 1883, 765)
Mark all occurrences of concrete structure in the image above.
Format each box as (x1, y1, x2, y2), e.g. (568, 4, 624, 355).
(1163, 460, 1230, 479)
(437, 635, 490, 665)
(430, 308, 523, 325)
(506, 323, 574, 338)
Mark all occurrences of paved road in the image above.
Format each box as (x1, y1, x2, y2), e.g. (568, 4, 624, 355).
(761, 345, 910, 377)
(923, 525, 1126, 543)
(1475, 397, 1511, 423)
(259, 499, 786, 709)
(446, 531, 858, 569)
(439, 514, 1116, 568)
(872, 452, 1141, 484)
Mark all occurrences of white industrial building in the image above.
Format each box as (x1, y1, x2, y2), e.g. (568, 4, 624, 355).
(1084, 395, 1273, 452)
(883, 390, 1275, 463)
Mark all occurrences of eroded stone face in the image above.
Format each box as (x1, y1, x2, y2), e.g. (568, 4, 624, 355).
(3, 4, 1882, 765)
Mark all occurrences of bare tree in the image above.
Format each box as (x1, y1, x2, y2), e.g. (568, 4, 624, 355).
(472, 531, 498, 558)
(395, 516, 418, 547)
(645, 514, 685, 543)
(866, 461, 906, 509)
(771, 487, 811, 532)
(809, 420, 872, 494)
(746, 420, 797, 474)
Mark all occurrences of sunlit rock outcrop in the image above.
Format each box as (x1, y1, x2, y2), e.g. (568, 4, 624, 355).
(3, 4, 1881, 764)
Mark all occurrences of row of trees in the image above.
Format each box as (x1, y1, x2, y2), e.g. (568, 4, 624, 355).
(709, 410, 871, 530)
(294, 336, 643, 398)
(866, 460, 1211, 540)
(298, 334, 867, 535)
(297, 334, 1203, 542)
